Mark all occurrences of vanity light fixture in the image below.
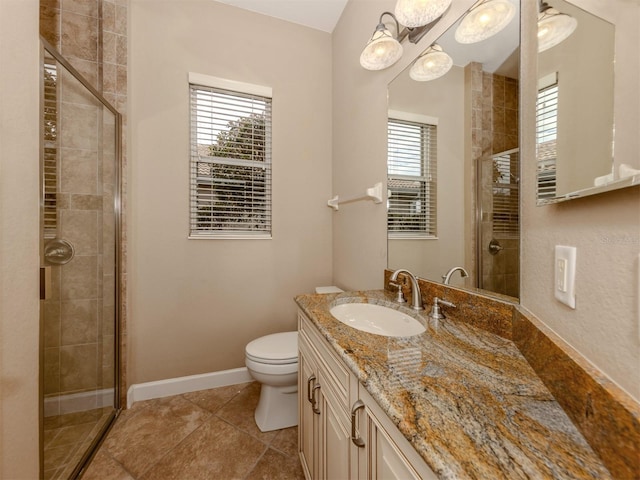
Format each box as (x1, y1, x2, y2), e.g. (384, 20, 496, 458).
(395, 0, 452, 28)
(360, 12, 404, 71)
(454, 0, 516, 44)
(360, 0, 453, 71)
(537, 1, 577, 52)
(409, 44, 453, 81)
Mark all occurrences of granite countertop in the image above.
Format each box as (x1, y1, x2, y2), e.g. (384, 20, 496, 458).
(294, 290, 612, 480)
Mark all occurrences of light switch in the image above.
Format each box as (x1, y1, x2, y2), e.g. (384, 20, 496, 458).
(555, 245, 576, 308)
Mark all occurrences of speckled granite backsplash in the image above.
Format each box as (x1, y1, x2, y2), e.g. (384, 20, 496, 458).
(383, 270, 640, 479)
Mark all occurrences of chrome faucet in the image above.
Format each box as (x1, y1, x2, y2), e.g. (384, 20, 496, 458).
(390, 269, 424, 310)
(442, 266, 469, 285)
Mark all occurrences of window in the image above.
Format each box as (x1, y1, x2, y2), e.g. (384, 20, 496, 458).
(189, 74, 272, 238)
(387, 117, 437, 238)
(536, 73, 558, 200)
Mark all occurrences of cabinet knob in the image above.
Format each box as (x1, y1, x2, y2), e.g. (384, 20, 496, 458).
(351, 400, 365, 448)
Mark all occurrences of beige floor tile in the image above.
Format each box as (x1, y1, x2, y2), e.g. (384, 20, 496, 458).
(140, 416, 267, 480)
(47, 422, 95, 448)
(245, 448, 305, 480)
(271, 426, 298, 457)
(85, 383, 303, 479)
(183, 382, 251, 414)
(83, 449, 135, 480)
(216, 382, 278, 444)
(103, 395, 211, 477)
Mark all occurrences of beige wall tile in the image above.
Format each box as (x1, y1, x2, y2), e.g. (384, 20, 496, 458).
(61, 11, 98, 62)
(44, 348, 61, 395)
(60, 344, 98, 391)
(44, 300, 61, 348)
(61, 299, 98, 345)
(60, 255, 98, 300)
(60, 148, 98, 195)
(61, 209, 98, 255)
(60, 103, 99, 150)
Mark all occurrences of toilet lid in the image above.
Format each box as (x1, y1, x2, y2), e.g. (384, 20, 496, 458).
(246, 331, 298, 365)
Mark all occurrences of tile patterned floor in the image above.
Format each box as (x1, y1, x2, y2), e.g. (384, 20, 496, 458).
(44, 408, 113, 480)
(82, 382, 304, 480)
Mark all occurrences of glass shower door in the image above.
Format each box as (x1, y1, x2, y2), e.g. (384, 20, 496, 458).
(477, 148, 520, 298)
(41, 42, 120, 480)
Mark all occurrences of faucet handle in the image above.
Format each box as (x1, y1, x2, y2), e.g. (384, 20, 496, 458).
(438, 298, 456, 309)
(389, 282, 407, 304)
(429, 297, 456, 320)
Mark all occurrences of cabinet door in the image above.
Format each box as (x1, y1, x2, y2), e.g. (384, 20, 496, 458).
(355, 387, 439, 480)
(299, 342, 319, 480)
(369, 419, 423, 480)
(319, 377, 351, 480)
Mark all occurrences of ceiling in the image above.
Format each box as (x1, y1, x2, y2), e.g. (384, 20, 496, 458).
(213, 0, 349, 33)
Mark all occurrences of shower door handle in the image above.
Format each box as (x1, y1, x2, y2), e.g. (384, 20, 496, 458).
(40, 266, 51, 300)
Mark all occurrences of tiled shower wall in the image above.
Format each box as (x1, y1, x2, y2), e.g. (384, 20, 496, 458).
(468, 62, 520, 298)
(40, 0, 128, 409)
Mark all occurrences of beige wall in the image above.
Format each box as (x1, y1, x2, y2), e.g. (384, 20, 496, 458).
(129, 0, 333, 384)
(520, 0, 640, 401)
(0, 0, 41, 477)
(333, 0, 639, 401)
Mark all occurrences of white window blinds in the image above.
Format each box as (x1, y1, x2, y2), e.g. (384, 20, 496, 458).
(536, 79, 558, 200)
(190, 81, 272, 238)
(43, 61, 58, 239)
(387, 119, 437, 238)
(491, 149, 520, 237)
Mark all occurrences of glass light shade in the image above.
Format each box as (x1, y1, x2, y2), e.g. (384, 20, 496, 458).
(538, 8, 577, 52)
(409, 45, 453, 81)
(360, 27, 403, 71)
(394, 0, 452, 28)
(455, 0, 516, 44)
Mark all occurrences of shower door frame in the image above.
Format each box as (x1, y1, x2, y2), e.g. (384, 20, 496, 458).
(39, 37, 122, 479)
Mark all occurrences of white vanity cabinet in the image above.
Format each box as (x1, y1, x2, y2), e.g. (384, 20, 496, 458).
(298, 312, 354, 480)
(298, 310, 438, 480)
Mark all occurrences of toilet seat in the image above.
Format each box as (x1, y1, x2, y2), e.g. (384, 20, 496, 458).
(245, 331, 298, 365)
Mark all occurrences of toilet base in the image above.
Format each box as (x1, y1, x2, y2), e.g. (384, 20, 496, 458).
(254, 383, 298, 432)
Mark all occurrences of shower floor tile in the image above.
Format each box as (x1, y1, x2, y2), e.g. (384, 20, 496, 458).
(44, 408, 113, 480)
(82, 382, 304, 480)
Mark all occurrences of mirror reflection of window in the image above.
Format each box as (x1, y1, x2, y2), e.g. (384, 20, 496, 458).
(536, 72, 558, 200)
(492, 149, 520, 236)
(387, 118, 437, 238)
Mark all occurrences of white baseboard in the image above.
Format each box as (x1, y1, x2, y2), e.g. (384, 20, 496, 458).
(44, 388, 115, 417)
(126, 367, 253, 408)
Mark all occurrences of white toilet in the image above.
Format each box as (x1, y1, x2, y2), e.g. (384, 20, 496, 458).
(245, 286, 343, 432)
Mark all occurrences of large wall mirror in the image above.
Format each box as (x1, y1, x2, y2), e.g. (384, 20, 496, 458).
(387, 0, 521, 300)
(535, 0, 639, 204)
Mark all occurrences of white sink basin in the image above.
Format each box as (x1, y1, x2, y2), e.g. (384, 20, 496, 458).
(329, 303, 426, 337)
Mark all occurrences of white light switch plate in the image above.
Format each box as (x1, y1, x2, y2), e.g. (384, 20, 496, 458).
(555, 245, 576, 308)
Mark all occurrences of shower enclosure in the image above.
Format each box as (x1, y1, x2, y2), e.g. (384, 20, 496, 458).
(476, 148, 520, 298)
(40, 40, 121, 479)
